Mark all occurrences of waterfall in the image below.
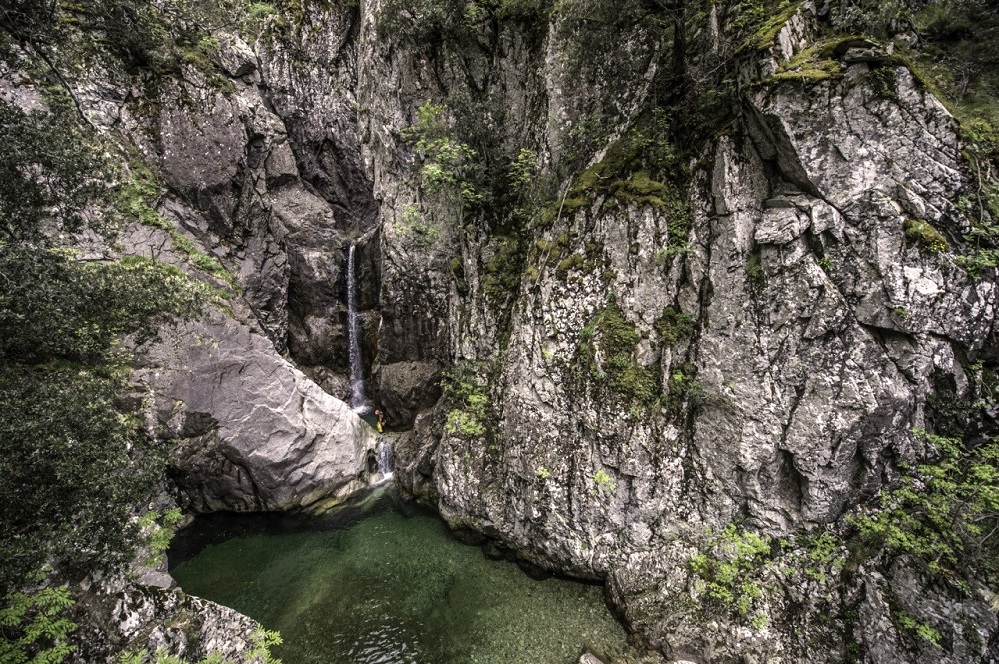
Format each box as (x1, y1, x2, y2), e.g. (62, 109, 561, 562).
(346, 243, 367, 412)
(377, 442, 394, 482)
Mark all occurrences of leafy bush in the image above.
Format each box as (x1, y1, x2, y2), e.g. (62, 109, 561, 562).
(0, 572, 77, 664)
(851, 429, 999, 583)
(689, 525, 772, 621)
(402, 100, 483, 209)
(0, 91, 209, 595)
(0, 368, 168, 594)
(0, 100, 112, 243)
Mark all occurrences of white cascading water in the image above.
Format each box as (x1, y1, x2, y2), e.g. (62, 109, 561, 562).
(377, 442, 394, 482)
(346, 243, 367, 412)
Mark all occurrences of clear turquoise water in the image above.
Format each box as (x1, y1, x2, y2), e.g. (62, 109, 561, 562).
(169, 487, 640, 664)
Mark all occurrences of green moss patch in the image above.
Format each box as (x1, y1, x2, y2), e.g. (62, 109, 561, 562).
(903, 218, 949, 254)
(577, 299, 660, 407)
(655, 307, 695, 346)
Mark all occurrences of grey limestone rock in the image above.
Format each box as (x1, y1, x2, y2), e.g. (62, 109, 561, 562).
(70, 572, 261, 663)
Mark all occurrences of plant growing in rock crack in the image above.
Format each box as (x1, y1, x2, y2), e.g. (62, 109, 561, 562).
(688, 525, 772, 624)
(903, 219, 949, 254)
(576, 297, 661, 409)
(395, 202, 441, 248)
(138, 508, 184, 567)
(442, 362, 490, 439)
(895, 610, 943, 648)
(850, 428, 999, 585)
(592, 469, 617, 495)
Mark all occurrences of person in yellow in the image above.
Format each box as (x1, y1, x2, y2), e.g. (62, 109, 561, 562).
(374, 408, 385, 433)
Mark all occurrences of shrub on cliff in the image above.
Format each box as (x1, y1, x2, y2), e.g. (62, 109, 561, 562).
(0, 98, 211, 596)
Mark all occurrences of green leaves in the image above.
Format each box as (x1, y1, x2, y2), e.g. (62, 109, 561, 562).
(688, 525, 771, 623)
(442, 363, 490, 438)
(0, 367, 167, 595)
(0, 100, 113, 244)
(0, 249, 213, 365)
(0, 82, 212, 598)
(403, 101, 483, 209)
(0, 575, 77, 664)
(851, 429, 999, 583)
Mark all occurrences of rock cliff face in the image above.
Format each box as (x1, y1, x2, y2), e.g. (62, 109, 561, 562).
(14, 0, 999, 661)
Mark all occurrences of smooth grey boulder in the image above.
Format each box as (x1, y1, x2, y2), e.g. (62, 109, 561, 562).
(137, 304, 378, 513)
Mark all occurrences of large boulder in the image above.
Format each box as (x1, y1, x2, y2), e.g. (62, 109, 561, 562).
(136, 304, 378, 513)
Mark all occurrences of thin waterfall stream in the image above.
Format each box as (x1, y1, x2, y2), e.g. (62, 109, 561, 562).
(376, 441, 394, 483)
(346, 243, 368, 414)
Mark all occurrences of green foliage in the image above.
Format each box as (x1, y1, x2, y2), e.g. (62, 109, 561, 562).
(0, 367, 169, 594)
(829, 0, 909, 37)
(894, 610, 942, 648)
(120, 646, 242, 663)
(442, 362, 490, 439)
(792, 530, 846, 582)
(537, 466, 551, 480)
(592, 469, 617, 494)
(0, 88, 208, 596)
(482, 235, 526, 299)
(508, 148, 537, 193)
(0, 100, 113, 243)
(139, 508, 184, 567)
(118, 162, 235, 287)
(375, 0, 468, 42)
(557, 112, 691, 262)
(689, 525, 772, 621)
(903, 219, 949, 254)
(849, 1, 999, 275)
(402, 101, 483, 209)
(851, 429, 999, 583)
(1, 0, 288, 80)
(766, 39, 845, 84)
(654, 307, 695, 346)
(118, 624, 282, 663)
(496, 0, 552, 22)
(248, 626, 283, 664)
(737, 0, 802, 51)
(0, 250, 214, 365)
(0, 573, 77, 664)
(577, 299, 661, 407)
(394, 202, 442, 248)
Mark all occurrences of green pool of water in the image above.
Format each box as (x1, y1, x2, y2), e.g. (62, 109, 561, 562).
(169, 487, 640, 664)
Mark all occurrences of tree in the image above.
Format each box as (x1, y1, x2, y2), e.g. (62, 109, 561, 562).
(0, 97, 210, 596)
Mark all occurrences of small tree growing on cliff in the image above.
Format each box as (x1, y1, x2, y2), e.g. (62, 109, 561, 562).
(402, 100, 484, 218)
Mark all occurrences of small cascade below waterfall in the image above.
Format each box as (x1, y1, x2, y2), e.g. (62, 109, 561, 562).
(376, 441, 394, 483)
(345, 243, 368, 413)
